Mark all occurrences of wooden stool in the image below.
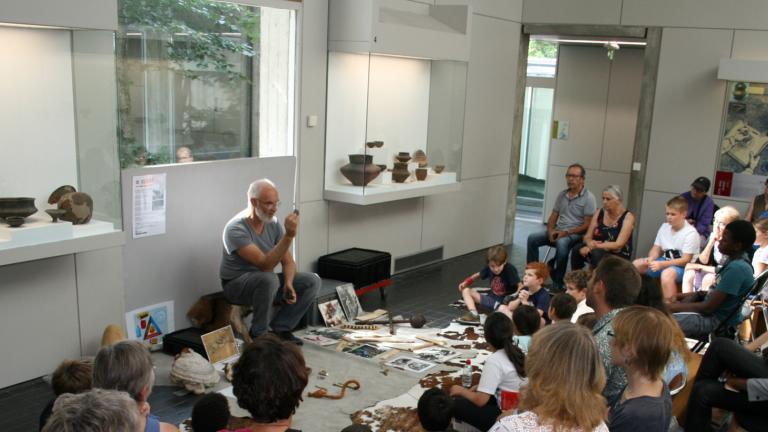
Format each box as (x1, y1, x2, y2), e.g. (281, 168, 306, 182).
(671, 352, 703, 424)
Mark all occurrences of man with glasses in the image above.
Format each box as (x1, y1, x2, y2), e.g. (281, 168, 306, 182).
(219, 178, 320, 345)
(526, 163, 596, 292)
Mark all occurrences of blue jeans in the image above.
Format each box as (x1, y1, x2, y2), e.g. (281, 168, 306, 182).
(526, 229, 582, 288)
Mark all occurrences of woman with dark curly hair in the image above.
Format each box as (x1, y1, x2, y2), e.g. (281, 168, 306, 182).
(231, 334, 308, 432)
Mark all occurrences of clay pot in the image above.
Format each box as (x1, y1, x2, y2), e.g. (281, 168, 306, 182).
(395, 152, 411, 163)
(0, 197, 37, 220)
(48, 185, 77, 205)
(413, 149, 427, 165)
(45, 208, 67, 222)
(340, 154, 382, 186)
(374, 140, 384, 148)
(366, 141, 377, 149)
(58, 192, 94, 225)
(6, 216, 25, 227)
(392, 162, 410, 183)
(434, 165, 445, 174)
(415, 168, 428, 181)
(377, 164, 388, 172)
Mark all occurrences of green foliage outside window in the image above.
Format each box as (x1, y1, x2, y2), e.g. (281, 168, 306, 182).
(528, 39, 557, 59)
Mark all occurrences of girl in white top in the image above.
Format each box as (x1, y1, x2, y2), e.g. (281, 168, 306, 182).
(489, 324, 608, 432)
(450, 312, 527, 432)
(752, 218, 768, 276)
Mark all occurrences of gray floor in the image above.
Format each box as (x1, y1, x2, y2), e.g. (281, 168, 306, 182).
(0, 217, 541, 431)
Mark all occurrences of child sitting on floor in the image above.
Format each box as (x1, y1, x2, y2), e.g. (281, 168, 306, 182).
(191, 392, 230, 432)
(511, 304, 541, 353)
(457, 245, 520, 324)
(564, 269, 594, 323)
(548, 293, 577, 323)
(499, 262, 552, 323)
(417, 388, 458, 432)
(39, 359, 93, 431)
(450, 312, 527, 432)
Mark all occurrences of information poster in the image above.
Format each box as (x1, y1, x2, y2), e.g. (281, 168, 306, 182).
(125, 301, 174, 350)
(715, 81, 768, 199)
(132, 173, 166, 238)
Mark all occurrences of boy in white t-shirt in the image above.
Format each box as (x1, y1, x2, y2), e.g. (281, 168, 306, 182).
(633, 196, 700, 301)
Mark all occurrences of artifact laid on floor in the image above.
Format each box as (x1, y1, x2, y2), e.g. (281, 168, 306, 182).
(308, 379, 361, 400)
(170, 348, 221, 394)
(187, 292, 253, 343)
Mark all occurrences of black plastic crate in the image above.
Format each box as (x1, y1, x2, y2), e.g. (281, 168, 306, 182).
(318, 248, 391, 289)
(162, 327, 207, 359)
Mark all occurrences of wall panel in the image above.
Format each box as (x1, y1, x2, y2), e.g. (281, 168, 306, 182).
(296, 200, 329, 272)
(622, 0, 768, 31)
(522, 0, 621, 25)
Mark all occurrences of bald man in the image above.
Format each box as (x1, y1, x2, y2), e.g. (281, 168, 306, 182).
(220, 178, 320, 345)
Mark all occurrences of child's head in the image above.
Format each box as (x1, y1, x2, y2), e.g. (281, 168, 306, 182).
(665, 196, 688, 227)
(611, 306, 675, 381)
(754, 218, 768, 245)
(564, 269, 590, 303)
(191, 392, 230, 432)
(720, 219, 757, 256)
(549, 293, 577, 322)
(512, 305, 541, 336)
(485, 312, 526, 377)
(486, 246, 508, 274)
(576, 312, 597, 329)
(417, 388, 455, 431)
(524, 262, 549, 288)
(51, 359, 93, 396)
(713, 206, 740, 240)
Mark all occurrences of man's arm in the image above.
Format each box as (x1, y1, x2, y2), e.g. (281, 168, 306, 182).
(235, 213, 298, 272)
(696, 198, 715, 236)
(668, 290, 727, 314)
(546, 211, 559, 241)
(280, 251, 297, 304)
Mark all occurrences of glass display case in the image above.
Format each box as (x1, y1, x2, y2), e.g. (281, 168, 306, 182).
(324, 51, 467, 205)
(0, 26, 122, 258)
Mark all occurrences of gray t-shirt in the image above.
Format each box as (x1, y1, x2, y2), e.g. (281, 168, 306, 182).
(607, 384, 672, 432)
(219, 214, 285, 281)
(553, 187, 597, 231)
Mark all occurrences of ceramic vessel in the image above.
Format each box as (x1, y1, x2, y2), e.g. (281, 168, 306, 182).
(48, 185, 77, 204)
(0, 197, 37, 219)
(6, 216, 25, 227)
(377, 164, 387, 173)
(413, 149, 427, 165)
(45, 208, 67, 223)
(392, 162, 410, 183)
(58, 192, 94, 225)
(415, 168, 428, 181)
(374, 140, 384, 148)
(434, 165, 445, 174)
(395, 152, 411, 163)
(339, 154, 381, 186)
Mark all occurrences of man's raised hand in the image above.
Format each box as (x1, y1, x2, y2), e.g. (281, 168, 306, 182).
(285, 212, 299, 238)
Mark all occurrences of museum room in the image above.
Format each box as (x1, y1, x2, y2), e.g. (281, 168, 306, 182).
(1, 0, 767, 431)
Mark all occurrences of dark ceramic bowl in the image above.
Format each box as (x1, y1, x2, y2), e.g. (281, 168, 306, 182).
(348, 154, 374, 164)
(6, 216, 25, 228)
(434, 165, 445, 174)
(45, 208, 67, 222)
(0, 197, 37, 219)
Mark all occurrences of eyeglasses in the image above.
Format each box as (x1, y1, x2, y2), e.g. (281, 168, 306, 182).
(565, 174, 582, 178)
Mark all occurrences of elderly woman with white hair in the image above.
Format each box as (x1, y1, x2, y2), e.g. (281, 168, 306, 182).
(681, 206, 740, 293)
(572, 185, 635, 270)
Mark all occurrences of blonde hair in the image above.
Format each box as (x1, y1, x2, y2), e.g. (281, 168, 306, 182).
(714, 206, 740, 225)
(519, 324, 607, 430)
(612, 306, 675, 381)
(667, 196, 688, 213)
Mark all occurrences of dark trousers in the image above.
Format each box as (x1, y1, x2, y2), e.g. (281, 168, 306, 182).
(453, 395, 500, 432)
(685, 338, 768, 431)
(526, 230, 582, 289)
(222, 271, 320, 336)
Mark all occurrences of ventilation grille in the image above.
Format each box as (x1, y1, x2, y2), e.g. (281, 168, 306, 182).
(394, 246, 444, 273)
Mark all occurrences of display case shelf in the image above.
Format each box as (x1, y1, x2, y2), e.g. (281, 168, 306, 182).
(324, 170, 460, 205)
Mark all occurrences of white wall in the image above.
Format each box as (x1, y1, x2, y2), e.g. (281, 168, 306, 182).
(0, 0, 117, 30)
(0, 27, 78, 213)
(543, 46, 642, 221)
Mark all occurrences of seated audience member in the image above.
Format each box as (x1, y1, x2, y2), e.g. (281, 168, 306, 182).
(451, 313, 527, 432)
(753, 218, 768, 276)
(548, 293, 577, 323)
(587, 255, 642, 407)
(682, 206, 740, 294)
(93, 341, 178, 432)
(500, 263, 552, 323)
(39, 359, 92, 431)
(573, 185, 635, 270)
(488, 323, 608, 432)
(527, 163, 596, 292)
(608, 306, 676, 432)
(669, 220, 755, 340)
(458, 245, 520, 324)
(191, 392, 230, 432)
(418, 388, 458, 432)
(746, 178, 768, 222)
(684, 333, 768, 431)
(634, 276, 690, 385)
(231, 334, 307, 432)
(564, 269, 594, 323)
(633, 196, 700, 301)
(512, 304, 541, 353)
(576, 312, 598, 330)
(42, 389, 141, 432)
(681, 176, 716, 241)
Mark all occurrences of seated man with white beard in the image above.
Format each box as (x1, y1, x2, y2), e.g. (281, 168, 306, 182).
(220, 178, 320, 345)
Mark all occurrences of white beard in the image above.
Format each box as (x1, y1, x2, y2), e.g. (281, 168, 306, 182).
(255, 206, 277, 224)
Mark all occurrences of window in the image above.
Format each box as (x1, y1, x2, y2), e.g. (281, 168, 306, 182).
(116, 0, 296, 168)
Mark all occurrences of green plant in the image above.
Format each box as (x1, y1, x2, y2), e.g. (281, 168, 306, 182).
(528, 39, 557, 59)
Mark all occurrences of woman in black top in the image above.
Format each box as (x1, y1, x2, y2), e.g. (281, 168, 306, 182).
(572, 185, 635, 270)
